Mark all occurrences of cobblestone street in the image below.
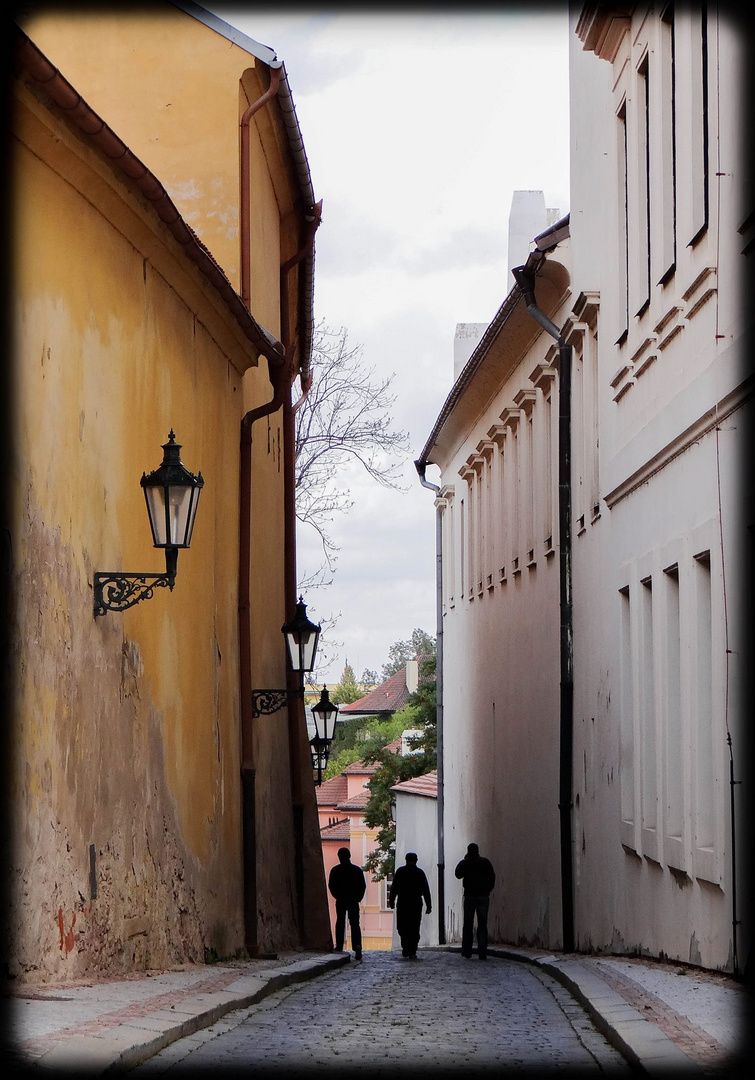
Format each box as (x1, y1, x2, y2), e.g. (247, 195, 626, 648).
(132, 951, 631, 1075)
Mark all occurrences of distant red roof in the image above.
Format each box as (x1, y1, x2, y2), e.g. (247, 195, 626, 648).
(339, 668, 411, 716)
(337, 791, 370, 811)
(391, 770, 438, 799)
(316, 773, 349, 805)
(320, 818, 351, 841)
(342, 759, 379, 776)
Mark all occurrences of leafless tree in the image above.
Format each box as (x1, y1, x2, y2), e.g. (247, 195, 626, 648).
(295, 323, 409, 589)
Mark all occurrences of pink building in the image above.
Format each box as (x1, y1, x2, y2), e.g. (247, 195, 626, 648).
(316, 746, 401, 951)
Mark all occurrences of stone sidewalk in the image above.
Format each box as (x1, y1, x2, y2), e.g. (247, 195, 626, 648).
(2, 945, 751, 1074)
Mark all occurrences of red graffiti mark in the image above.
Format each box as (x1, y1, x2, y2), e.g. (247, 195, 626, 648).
(57, 907, 76, 956)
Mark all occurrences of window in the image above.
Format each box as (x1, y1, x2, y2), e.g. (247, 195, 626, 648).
(616, 98, 630, 340)
(629, 54, 651, 317)
(663, 564, 684, 868)
(657, 3, 677, 283)
(687, 3, 709, 245)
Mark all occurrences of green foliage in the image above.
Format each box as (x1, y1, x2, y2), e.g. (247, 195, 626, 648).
(331, 662, 361, 705)
(361, 657, 437, 880)
(381, 628, 436, 679)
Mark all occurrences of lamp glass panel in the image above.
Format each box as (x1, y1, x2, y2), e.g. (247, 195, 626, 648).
(286, 627, 319, 672)
(167, 485, 194, 547)
(144, 486, 167, 547)
(183, 487, 201, 546)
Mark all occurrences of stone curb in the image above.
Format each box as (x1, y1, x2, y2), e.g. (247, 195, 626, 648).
(30, 953, 350, 1073)
(481, 947, 704, 1076)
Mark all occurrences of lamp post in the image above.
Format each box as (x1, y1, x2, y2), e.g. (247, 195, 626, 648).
(251, 597, 321, 717)
(94, 431, 204, 616)
(307, 686, 339, 785)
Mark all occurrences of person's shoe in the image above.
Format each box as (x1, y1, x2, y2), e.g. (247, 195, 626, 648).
(461, 952, 472, 959)
(479, 954, 488, 961)
(354, 949, 362, 960)
(333, 946, 343, 952)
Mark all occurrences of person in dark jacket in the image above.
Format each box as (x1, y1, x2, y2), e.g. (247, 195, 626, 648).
(454, 842, 496, 959)
(388, 852, 432, 959)
(328, 847, 367, 959)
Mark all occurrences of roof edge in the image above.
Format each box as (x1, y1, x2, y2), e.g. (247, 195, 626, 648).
(416, 216, 570, 468)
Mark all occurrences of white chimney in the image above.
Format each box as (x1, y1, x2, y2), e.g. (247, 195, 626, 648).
(508, 190, 560, 284)
(405, 659, 419, 695)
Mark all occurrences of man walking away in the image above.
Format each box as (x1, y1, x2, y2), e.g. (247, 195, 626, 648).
(388, 852, 432, 958)
(454, 842, 495, 960)
(328, 847, 367, 959)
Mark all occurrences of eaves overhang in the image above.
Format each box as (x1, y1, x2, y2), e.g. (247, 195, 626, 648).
(14, 26, 286, 369)
(417, 215, 570, 472)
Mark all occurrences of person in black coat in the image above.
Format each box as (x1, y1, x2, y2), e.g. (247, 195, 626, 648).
(388, 852, 432, 958)
(454, 842, 496, 959)
(328, 847, 367, 959)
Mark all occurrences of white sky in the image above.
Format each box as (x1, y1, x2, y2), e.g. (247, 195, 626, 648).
(208, 5, 571, 683)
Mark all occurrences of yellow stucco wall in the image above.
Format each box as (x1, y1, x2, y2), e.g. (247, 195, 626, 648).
(21, 8, 246, 294)
(9, 63, 296, 979)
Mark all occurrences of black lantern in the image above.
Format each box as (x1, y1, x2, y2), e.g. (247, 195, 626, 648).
(94, 431, 204, 616)
(141, 430, 204, 552)
(307, 686, 339, 785)
(282, 597, 321, 674)
(251, 597, 322, 717)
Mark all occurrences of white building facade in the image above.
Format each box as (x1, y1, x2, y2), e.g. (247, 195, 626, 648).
(417, 3, 751, 974)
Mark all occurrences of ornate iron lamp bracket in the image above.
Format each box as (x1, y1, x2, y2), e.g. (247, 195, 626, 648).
(94, 572, 173, 617)
(251, 687, 305, 717)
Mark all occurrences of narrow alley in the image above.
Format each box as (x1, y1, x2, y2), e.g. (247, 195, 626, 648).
(131, 951, 630, 1075)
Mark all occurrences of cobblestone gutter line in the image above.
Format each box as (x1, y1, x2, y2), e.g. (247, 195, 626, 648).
(592, 965, 738, 1075)
(16, 969, 254, 1060)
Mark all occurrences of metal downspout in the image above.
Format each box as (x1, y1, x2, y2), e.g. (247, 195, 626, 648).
(240, 63, 282, 309)
(415, 461, 446, 946)
(279, 207, 322, 944)
(236, 63, 321, 949)
(512, 265, 575, 954)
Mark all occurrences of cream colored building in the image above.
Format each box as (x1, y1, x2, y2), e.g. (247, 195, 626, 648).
(417, 4, 751, 974)
(8, 4, 330, 984)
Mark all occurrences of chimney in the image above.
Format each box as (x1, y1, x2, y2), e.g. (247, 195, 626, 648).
(508, 190, 559, 284)
(405, 659, 419, 695)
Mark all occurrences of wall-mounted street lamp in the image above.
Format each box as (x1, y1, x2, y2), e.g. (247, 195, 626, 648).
(251, 597, 321, 717)
(307, 686, 339, 785)
(94, 431, 204, 616)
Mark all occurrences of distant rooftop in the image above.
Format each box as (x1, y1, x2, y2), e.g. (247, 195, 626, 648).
(391, 770, 438, 799)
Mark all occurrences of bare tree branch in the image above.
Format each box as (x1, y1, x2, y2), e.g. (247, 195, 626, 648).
(295, 322, 410, 588)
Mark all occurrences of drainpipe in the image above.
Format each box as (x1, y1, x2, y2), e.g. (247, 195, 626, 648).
(279, 204, 322, 944)
(512, 264, 575, 954)
(237, 349, 289, 957)
(240, 63, 283, 309)
(415, 461, 446, 946)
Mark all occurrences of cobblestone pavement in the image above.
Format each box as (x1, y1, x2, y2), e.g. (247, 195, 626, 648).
(132, 951, 632, 1076)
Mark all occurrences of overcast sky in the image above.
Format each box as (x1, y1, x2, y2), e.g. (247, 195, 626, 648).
(208, 5, 571, 684)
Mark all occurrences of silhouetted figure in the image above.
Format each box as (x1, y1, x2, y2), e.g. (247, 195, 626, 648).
(455, 842, 495, 959)
(328, 846, 367, 959)
(388, 852, 432, 958)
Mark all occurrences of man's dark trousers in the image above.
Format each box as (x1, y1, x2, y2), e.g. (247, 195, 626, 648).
(462, 894, 490, 958)
(396, 899, 423, 957)
(334, 899, 362, 953)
